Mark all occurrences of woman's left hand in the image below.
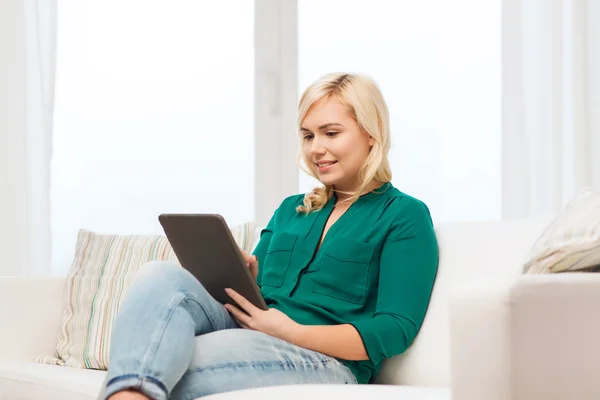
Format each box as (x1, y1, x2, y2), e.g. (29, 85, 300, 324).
(224, 288, 301, 341)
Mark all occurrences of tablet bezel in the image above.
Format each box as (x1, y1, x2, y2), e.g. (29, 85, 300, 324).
(158, 213, 268, 311)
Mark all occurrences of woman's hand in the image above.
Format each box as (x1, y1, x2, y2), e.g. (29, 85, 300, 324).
(225, 288, 301, 341)
(239, 249, 258, 280)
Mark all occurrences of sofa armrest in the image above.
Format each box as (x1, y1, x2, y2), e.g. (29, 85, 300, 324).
(448, 279, 513, 400)
(449, 274, 600, 400)
(0, 277, 66, 361)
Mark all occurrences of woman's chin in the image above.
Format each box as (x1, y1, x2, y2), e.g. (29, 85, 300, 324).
(315, 175, 338, 187)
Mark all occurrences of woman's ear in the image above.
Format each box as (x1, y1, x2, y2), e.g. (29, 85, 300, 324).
(368, 136, 375, 147)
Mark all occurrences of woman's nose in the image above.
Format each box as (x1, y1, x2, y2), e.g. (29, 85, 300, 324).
(310, 143, 327, 156)
(309, 136, 327, 155)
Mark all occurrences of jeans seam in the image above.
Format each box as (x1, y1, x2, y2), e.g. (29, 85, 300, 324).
(183, 294, 220, 331)
(181, 359, 356, 399)
(188, 358, 340, 374)
(139, 292, 188, 381)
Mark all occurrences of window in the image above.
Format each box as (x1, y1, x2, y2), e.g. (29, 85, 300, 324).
(51, 0, 255, 274)
(298, 0, 501, 222)
(51, 0, 502, 274)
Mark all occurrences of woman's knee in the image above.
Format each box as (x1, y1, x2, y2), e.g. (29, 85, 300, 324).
(133, 261, 214, 301)
(124, 261, 194, 299)
(135, 261, 186, 283)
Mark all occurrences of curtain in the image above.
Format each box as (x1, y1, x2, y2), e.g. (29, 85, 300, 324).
(0, 0, 56, 275)
(502, 0, 600, 218)
(24, 0, 56, 274)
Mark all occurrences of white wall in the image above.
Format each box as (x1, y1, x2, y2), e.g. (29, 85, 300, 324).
(0, 0, 26, 276)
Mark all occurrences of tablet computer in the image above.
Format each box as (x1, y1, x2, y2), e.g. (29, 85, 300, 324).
(158, 213, 268, 311)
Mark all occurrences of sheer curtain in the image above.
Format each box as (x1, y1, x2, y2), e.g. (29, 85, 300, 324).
(502, 0, 600, 218)
(24, 0, 56, 275)
(0, 0, 56, 276)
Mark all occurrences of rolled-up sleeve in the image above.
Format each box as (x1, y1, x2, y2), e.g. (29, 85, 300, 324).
(349, 201, 439, 365)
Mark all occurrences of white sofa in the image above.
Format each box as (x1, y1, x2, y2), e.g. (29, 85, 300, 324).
(2, 217, 600, 400)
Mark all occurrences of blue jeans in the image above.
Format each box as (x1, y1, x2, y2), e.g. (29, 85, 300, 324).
(98, 261, 357, 400)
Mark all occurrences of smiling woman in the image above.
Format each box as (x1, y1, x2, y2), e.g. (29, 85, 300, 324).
(296, 73, 391, 214)
(96, 72, 439, 399)
(300, 101, 375, 194)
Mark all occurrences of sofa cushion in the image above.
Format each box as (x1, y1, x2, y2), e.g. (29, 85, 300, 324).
(0, 361, 450, 400)
(36, 222, 257, 370)
(524, 188, 600, 273)
(0, 360, 105, 400)
(202, 384, 451, 400)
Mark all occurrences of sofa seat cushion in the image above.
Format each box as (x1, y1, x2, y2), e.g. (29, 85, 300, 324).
(203, 384, 451, 400)
(0, 360, 105, 400)
(0, 362, 450, 400)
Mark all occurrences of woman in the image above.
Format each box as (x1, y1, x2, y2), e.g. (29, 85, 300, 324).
(100, 72, 439, 400)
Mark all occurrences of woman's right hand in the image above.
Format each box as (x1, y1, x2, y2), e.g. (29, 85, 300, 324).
(239, 249, 259, 280)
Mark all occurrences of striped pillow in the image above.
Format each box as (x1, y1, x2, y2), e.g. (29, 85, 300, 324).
(36, 221, 257, 369)
(523, 188, 600, 274)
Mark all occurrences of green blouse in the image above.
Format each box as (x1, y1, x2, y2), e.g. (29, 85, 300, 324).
(252, 182, 439, 384)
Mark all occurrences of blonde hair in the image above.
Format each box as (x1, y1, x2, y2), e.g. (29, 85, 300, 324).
(296, 72, 392, 214)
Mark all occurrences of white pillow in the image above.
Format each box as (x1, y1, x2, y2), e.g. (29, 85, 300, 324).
(523, 188, 600, 274)
(36, 221, 257, 369)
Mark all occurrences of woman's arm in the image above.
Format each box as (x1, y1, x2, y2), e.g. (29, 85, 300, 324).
(282, 201, 438, 363)
(283, 323, 369, 361)
(224, 290, 368, 361)
(347, 201, 439, 365)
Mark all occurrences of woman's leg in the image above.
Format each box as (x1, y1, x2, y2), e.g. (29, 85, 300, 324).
(99, 261, 239, 400)
(170, 329, 358, 400)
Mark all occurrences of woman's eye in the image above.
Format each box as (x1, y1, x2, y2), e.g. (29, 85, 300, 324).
(303, 134, 313, 140)
(326, 131, 339, 137)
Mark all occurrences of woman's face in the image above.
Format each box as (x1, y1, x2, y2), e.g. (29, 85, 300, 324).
(301, 98, 374, 193)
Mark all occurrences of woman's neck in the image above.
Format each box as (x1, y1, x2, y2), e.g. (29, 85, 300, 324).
(333, 180, 382, 202)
